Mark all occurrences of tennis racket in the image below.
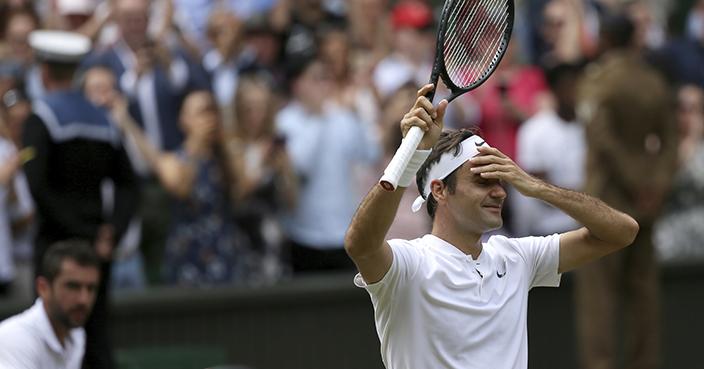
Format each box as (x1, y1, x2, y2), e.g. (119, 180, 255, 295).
(379, 0, 515, 191)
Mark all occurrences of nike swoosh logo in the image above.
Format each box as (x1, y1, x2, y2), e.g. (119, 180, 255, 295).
(496, 271, 506, 278)
(475, 140, 485, 147)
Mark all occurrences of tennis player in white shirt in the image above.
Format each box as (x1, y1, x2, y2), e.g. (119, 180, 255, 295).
(345, 84, 639, 369)
(0, 240, 100, 369)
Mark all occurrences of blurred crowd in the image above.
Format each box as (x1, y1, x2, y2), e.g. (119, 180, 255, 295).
(0, 0, 702, 301)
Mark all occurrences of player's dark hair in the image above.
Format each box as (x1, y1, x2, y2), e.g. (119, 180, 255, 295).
(41, 239, 100, 284)
(416, 129, 477, 220)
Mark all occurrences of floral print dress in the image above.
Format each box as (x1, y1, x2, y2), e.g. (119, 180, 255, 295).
(162, 152, 255, 287)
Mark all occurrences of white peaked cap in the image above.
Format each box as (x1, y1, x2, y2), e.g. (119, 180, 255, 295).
(57, 0, 95, 15)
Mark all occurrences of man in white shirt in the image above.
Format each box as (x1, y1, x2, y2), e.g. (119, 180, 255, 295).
(514, 63, 586, 236)
(276, 57, 381, 272)
(345, 84, 639, 369)
(0, 240, 100, 369)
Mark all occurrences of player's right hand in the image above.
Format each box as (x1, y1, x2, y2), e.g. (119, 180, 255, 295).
(400, 84, 448, 151)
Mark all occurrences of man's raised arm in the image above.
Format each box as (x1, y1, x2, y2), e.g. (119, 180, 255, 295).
(345, 85, 447, 284)
(469, 146, 640, 274)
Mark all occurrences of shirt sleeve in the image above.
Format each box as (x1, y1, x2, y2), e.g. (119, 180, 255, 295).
(354, 239, 423, 298)
(505, 234, 562, 289)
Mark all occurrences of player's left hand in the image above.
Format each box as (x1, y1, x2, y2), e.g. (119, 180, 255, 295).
(468, 146, 543, 198)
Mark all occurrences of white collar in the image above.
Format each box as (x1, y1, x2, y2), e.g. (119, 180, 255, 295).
(424, 234, 497, 276)
(31, 298, 79, 354)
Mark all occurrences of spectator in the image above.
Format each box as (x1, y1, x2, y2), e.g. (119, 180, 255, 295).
(82, 0, 210, 286)
(653, 84, 704, 263)
(469, 41, 549, 235)
(533, 0, 600, 70)
(684, 0, 704, 40)
(227, 72, 298, 283)
(170, 0, 278, 55)
(82, 65, 147, 292)
(0, 240, 100, 369)
(270, 0, 345, 81)
(372, 0, 434, 102)
(0, 1, 36, 43)
(514, 63, 586, 237)
(0, 124, 21, 297)
(624, 0, 666, 52)
(319, 25, 356, 109)
(660, 11, 704, 89)
(674, 84, 704, 167)
(624, 0, 668, 72)
(471, 40, 549, 166)
(276, 57, 381, 273)
(202, 8, 256, 123)
(241, 14, 285, 93)
(0, 78, 36, 301)
(83, 0, 208, 152)
(22, 30, 140, 369)
(0, 78, 31, 149)
(346, 0, 389, 55)
(42, 0, 113, 44)
(318, 23, 383, 130)
(111, 89, 258, 287)
(574, 13, 679, 369)
(1, 10, 42, 100)
(0, 9, 37, 66)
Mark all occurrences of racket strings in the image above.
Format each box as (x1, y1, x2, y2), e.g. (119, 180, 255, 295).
(445, 0, 506, 83)
(443, 0, 509, 88)
(447, 0, 506, 84)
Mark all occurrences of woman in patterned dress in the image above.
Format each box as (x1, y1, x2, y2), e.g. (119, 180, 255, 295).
(113, 90, 256, 287)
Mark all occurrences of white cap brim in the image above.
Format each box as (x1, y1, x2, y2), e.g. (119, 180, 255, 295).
(28, 30, 92, 63)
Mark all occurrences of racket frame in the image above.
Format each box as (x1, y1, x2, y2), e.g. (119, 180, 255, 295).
(427, 0, 515, 103)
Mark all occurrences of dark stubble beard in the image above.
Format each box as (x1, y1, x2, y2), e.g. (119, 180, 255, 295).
(47, 297, 89, 329)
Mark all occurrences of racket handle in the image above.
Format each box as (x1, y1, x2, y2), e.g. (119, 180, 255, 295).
(379, 126, 424, 191)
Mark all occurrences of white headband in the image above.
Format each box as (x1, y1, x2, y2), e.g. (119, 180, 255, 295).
(412, 135, 490, 212)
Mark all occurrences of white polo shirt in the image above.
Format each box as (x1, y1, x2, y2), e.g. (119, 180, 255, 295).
(355, 234, 562, 369)
(0, 298, 86, 369)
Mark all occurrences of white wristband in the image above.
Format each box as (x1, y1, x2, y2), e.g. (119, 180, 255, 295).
(398, 149, 432, 188)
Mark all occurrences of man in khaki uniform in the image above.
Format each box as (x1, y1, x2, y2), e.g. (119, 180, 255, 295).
(574, 14, 679, 369)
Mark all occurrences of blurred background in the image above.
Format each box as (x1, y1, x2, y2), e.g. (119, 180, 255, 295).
(0, 0, 703, 368)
